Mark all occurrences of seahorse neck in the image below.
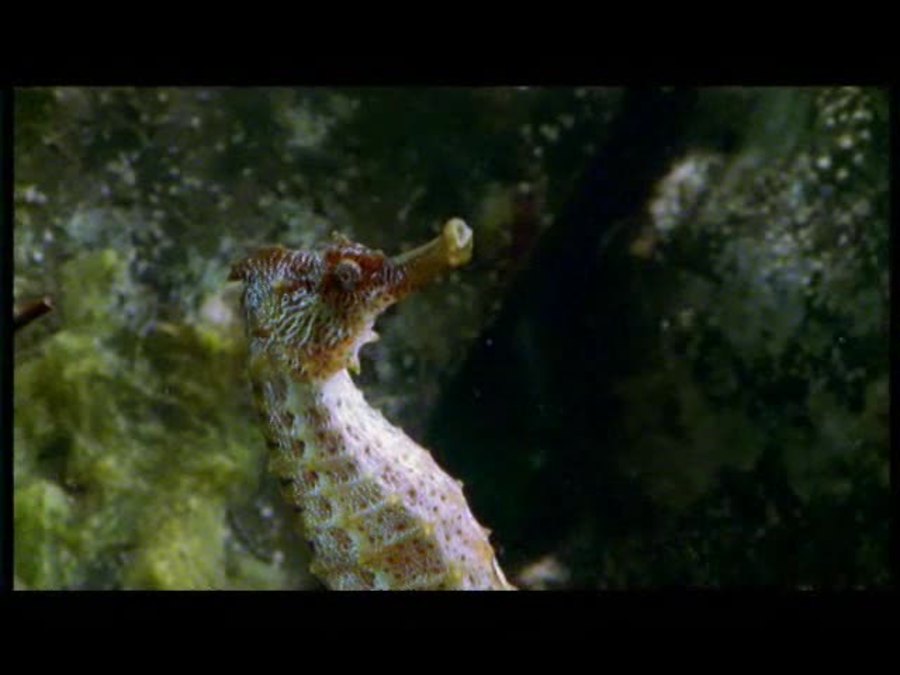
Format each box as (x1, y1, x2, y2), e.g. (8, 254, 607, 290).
(292, 369, 375, 423)
(281, 367, 399, 465)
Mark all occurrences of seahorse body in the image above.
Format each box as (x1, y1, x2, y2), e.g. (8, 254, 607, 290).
(230, 219, 514, 590)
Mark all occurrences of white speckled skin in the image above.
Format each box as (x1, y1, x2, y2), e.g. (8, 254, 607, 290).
(261, 369, 512, 590)
(232, 220, 514, 590)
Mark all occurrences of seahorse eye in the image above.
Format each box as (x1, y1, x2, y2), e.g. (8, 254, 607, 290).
(334, 258, 362, 291)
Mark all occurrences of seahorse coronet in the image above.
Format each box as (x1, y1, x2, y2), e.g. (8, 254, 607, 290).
(231, 218, 515, 590)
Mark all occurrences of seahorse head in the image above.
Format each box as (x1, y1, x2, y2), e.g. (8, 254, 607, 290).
(230, 218, 473, 381)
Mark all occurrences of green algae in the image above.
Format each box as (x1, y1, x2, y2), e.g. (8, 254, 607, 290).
(14, 248, 310, 589)
(15, 480, 81, 589)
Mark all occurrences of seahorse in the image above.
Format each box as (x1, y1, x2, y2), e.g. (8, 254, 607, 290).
(229, 219, 514, 590)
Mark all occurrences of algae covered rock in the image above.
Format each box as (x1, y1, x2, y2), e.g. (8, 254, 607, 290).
(14, 247, 314, 589)
(426, 87, 889, 588)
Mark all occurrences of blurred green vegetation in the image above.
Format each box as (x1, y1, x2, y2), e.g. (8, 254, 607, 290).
(13, 87, 889, 589)
(14, 248, 308, 588)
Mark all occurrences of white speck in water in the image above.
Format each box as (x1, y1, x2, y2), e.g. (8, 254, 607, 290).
(200, 295, 234, 327)
(539, 124, 559, 143)
(678, 308, 695, 329)
(31, 186, 50, 205)
(852, 199, 872, 217)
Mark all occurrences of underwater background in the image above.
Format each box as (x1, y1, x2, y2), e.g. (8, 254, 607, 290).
(12, 87, 889, 589)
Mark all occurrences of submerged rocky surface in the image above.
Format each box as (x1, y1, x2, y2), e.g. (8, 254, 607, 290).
(13, 87, 889, 589)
